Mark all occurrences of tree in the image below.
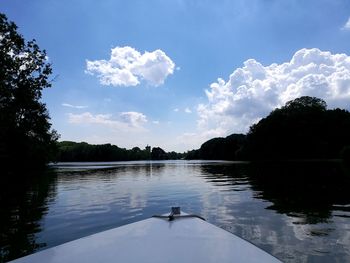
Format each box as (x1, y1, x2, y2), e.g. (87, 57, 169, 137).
(243, 96, 350, 160)
(0, 13, 58, 172)
(151, 147, 167, 160)
(283, 96, 327, 112)
(198, 134, 246, 160)
(183, 134, 245, 160)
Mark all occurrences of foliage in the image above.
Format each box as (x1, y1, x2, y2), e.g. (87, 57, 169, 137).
(57, 142, 128, 162)
(186, 96, 350, 161)
(184, 149, 200, 160)
(341, 146, 350, 165)
(58, 96, 350, 162)
(185, 134, 246, 160)
(243, 96, 350, 160)
(151, 147, 167, 160)
(200, 134, 246, 160)
(0, 13, 58, 172)
(56, 141, 184, 161)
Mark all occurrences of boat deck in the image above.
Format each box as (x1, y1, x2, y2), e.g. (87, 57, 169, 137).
(9, 213, 281, 263)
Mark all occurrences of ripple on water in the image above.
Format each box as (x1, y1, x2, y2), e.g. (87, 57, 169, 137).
(2, 160, 350, 263)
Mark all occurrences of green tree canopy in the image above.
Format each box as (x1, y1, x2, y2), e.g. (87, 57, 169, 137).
(0, 13, 58, 172)
(243, 96, 350, 160)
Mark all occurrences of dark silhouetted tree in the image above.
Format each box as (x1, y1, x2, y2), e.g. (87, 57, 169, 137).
(151, 147, 167, 160)
(56, 142, 185, 161)
(0, 13, 58, 172)
(185, 134, 246, 160)
(184, 149, 200, 160)
(242, 96, 350, 160)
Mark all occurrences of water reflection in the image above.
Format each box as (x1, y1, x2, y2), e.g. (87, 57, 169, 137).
(196, 162, 350, 224)
(249, 161, 350, 224)
(1, 161, 350, 263)
(0, 171, 57, 262)
(196, 161, 350, 262)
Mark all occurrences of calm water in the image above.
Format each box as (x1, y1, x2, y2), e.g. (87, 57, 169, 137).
(1, 160, 350, 262)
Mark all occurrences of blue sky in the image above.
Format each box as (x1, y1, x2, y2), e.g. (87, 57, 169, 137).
(2, 0, 350, 151)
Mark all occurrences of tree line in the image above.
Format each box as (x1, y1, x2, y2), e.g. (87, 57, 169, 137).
(186, 96, 350, 162)
(57, 96, 350, 162)
(56, 141, 185, 162)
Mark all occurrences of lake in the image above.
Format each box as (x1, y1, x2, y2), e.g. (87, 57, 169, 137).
(1, 160, 350, 262)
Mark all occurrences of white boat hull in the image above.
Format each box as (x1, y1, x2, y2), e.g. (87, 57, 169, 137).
(9, 212, 281, 263)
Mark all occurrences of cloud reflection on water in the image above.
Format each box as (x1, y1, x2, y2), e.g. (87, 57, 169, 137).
(2, 161, 350, 262)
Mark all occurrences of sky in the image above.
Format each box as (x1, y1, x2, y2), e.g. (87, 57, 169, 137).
(1, 0, 350, 152)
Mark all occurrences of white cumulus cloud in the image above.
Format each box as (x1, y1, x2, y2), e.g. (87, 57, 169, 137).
(119, 111, 147, 128)
(197, 48, 350, 137)
(86, 46, 175, 87)
(68, 111, 148, 131)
